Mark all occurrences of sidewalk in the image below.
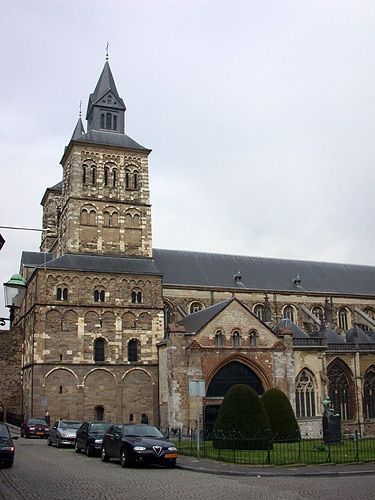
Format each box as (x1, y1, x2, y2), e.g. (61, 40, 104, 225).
(177, 454, 375, 477)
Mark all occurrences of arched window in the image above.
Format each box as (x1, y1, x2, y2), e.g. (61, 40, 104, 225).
(82, 165, 87, 184)
(56, 288, 62, 300)
(163, 303, 172, 334)
(215, 330, 224, 347)
(94, 338, 105, 362)
(104, 211, 110, 226)
(249, 330, 258, 347)
(107, 95, 112, 104)
(328, 361, 353, 420)
(133, 172, 139, 190)
(283, 305, 295, 322)
(106, 113, 112, 130)
(128, 339, 140, 362)
(338, 308, 349, 331)
(312, 306, 324, 323)
(112, 169, 117, 187)
(62, 288, 68, 300)
(125, 171, 130, 189)
(104, 167, 109, 186)
(94, 289, 105, 302)
(190, 302, 204, 314)
(95, 405, 104, 421)
(232, 330, 241, 347)
(296, 369, 316, 418)
(206, 361, 264, 397)
(112, 212, 118, 227)
(101, 114, 105, 128)
(91, 166, 96, 185)
(254, 304, 265, 322)
(80, 209, 88, 225)
(113, 115, 117, 130)
(88, 210, 96, 225)
(364, 369, 375, 419)
(131, 290, 142, 304)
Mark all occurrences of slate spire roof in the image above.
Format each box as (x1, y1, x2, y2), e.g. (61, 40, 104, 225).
(70, 117, 85, 140)
(86, 61, 125, 119)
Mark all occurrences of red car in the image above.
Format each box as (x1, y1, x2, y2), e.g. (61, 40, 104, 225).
(21, 418, 50, 438)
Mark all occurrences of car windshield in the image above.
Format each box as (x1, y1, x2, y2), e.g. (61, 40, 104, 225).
(28, 418, 47, 425)
(60, 421, 81, 429)
(122, 425, 164, 438)
(90, 423, 111, 432)
(0, 424, 10, 438)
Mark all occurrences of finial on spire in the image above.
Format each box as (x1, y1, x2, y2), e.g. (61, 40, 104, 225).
(105, 41, 109, 61)
(79, 100, 82, 118)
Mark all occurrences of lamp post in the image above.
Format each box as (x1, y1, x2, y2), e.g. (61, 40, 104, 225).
(0, 274, 26, 327)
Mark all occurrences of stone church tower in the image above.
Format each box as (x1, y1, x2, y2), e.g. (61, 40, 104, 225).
(19, 60, 164, 424)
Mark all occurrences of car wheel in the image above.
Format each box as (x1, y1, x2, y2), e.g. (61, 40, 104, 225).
(24, 433, 29, 439)
(86, 444, 92, 457)
(47, 438, 52, 446)
(4, 461, 13, 469)
(101, 446, 109, 462)
(120, 448, 132, 468)
(75, 441, 80, 453)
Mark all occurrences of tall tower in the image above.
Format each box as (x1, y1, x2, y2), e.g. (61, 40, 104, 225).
(42, 61, 153, 258)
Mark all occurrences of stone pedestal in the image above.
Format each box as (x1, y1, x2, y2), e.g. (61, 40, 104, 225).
(322, 414, 341, 443)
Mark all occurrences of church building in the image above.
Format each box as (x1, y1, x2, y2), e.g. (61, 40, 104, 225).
(5, 59, 375, 437)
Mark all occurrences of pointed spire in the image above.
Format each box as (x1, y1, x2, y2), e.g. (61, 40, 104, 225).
(71, 117, 85, 141)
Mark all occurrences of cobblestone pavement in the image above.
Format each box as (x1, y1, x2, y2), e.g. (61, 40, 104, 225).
(1, 438, 375, 500)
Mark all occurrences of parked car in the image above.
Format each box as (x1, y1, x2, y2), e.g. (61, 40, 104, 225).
(101, 424, 178, 468)
(21, 418, 49, 438)
(75, 421, 111, 456)
(0, 423, 18, 468)
(48, 420, 81, 447)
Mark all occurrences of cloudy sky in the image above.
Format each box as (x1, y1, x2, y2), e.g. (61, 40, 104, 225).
(1, 0, 375, 318)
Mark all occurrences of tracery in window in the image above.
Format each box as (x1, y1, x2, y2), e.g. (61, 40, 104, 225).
(364, 368, 375, 419)
(312, 306, 324, 323)
(338, 307, 349, 331)
(94, 289, 105, 303)
(190, 302, 204, 314)
(328, 360, 353, 420)
(283, 305, 295, 322)
(56, 287, 68, 301)
(254, 304, 265, 322)
(296, 369, 316, 418)
(131, 290, 142, 304)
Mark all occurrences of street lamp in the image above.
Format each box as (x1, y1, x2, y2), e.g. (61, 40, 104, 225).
(0, 274, 26, 326)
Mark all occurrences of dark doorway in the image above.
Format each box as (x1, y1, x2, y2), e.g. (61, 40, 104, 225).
(95, 405, 104, 421)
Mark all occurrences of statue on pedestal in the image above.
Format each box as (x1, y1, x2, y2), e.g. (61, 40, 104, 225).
(322, 396, 341, 443)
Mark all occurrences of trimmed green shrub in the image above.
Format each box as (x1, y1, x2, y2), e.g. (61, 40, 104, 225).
(213, 384, 272, 450)
(261, 388, 300, 442)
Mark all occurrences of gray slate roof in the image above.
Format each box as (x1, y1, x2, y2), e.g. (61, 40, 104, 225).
(346, 325, 375, 344)
(274, 318, 309, 339)
(86, 61, 125, 118)
(152, 249, 375, 296)
(71, 117, 85, 140)
(324, 326, 346, 344)
(73, 130, 149, 151)
(178, 299, 232, 333)
(21, 252, 161, 276)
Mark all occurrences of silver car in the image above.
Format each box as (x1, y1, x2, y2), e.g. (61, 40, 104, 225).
(47, 420, 81, 447)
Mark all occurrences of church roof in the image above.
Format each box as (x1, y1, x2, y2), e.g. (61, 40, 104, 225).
(71, 117, 85, 140)
(346, 325, 375, 344)
(273, 318, 309, 339)
(178, 299, 232, 333)
(72, 129, 150, 152)
(86, 61, 125, 118)
(323, 326, 346, 344)
(21, 252, 161, 276)
(152, 249, 375, 296)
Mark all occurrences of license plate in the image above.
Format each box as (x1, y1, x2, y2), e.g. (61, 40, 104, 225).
(165, 453, 177, 459)
(36, 432, 44, 435)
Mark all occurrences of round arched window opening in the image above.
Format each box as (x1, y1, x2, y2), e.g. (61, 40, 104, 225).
(206, 361, 264, 398)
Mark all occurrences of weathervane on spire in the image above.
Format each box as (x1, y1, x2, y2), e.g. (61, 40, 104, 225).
(106, 41, 109, 61)
(79, 100, 82, 118)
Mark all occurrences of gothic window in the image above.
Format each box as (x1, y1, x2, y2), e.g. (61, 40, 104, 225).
(249, 330, 258, 347)
(338, 307, 349, 331)
(190, 302, 204, 314)
(56, 287, 68, 301)
(215, 330, 224, 347)
(101, 114, 105, 128)
(254, 304, 265, 321)
(206, 361, 264, 397)
(112, 169, 117, 187)
(91, 166, 96, 185)
(296, 369, 316, 418)
(283, 305, 295, 322)
(94, 338, 105, 362)
(82, 165, 87, 184)
(94, 289, 105, 303)
(131, 290, 142, 304)
(364, 368, 375, 419)
(104, 167, 109, 186)
(106, 113, 112, 130)
(113, 115, 117, 130)
(312, 306, 324, 323)
(128, 339, 140, 362)
(232, 330, 241, 347)
(328, 361, 353, 420)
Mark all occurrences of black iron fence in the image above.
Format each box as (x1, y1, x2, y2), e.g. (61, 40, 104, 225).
(161, 427, 375, 465)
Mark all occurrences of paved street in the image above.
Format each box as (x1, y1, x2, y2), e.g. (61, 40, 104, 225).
(1, 438, 375, 500)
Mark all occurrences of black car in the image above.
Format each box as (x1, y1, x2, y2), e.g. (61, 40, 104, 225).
(0, 423, 18, 468)
(21, 418, 49, 438)
(75, 421, 111, 456)
(101, 424, 178, 468)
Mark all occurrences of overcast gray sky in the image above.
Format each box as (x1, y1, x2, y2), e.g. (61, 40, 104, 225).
(1, 0, 375, 319)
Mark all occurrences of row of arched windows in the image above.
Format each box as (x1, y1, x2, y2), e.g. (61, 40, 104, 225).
(82, 164, 140, 190)
(100, 112, 118, 131)
(214, 329, 258, 348)
(94, 338, 141, 363)
(55, 287, 143, 304)
(296, 364, 375, 421)
(80, 207, 141, 228)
